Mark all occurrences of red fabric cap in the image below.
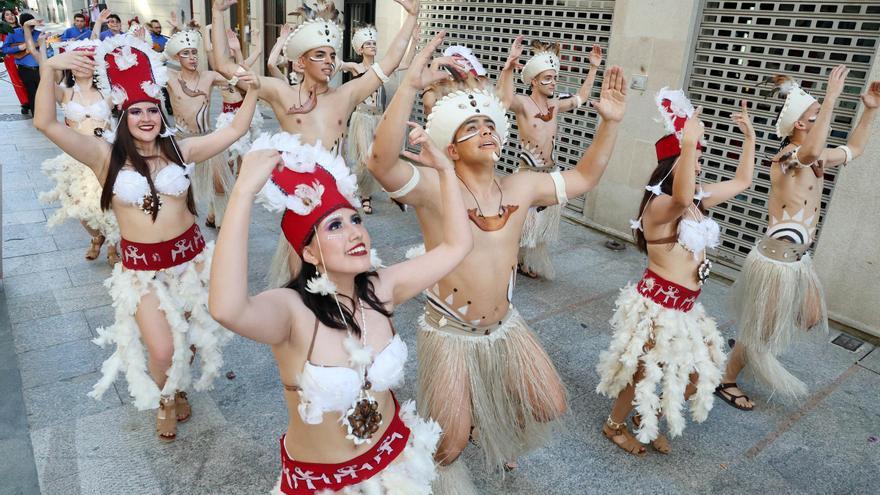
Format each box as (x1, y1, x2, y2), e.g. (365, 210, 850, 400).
(274, 165, 356, 256)
(655, 133, 702, 162)
(104, 45, 161, 109)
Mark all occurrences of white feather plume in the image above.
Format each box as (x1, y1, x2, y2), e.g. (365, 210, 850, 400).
(305, 271, 337, 295)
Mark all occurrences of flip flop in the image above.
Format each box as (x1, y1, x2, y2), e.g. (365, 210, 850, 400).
(714, 382, 754, 411)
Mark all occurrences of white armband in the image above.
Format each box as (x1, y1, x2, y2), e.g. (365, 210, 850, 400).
(838, 145, 853, 165)
(386, 163, 420, 198)
(549, 170, 568, 206)
(573, 95, 583, 108)
(371, 62, 390, 84)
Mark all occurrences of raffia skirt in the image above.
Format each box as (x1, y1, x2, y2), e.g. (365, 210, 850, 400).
(346, 106, 381, 198)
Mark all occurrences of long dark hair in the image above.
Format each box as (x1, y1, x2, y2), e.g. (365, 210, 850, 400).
(287, 257, 392, 337)
(99, 107, 196, 220)
(634, 154, 707, 253)
(1, 9, 19, 30)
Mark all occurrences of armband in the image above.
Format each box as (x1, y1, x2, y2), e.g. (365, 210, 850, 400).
(386, 163, 420, 199)
(838, 145, 853, 165)
(549, 170, 568, 206)
(573, 95, 583, 108)
(371, 62, 390, 84)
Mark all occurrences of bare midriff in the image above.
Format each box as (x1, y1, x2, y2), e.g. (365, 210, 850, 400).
(110, 164, 197, 244)
(515, 95, 559, 168)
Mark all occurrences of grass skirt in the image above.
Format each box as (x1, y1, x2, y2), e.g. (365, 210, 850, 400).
(39, 152, 120, 244)
(270, 400, 441, 495)
(417, 305, 566, 472)
(518, 203, 562, 279)
(88, 242, 232, 410)
(730, 245, 827, 400)
(596, 284, 726, 443)
(346, 108, 381, 198)
(267, 231, 295, 289)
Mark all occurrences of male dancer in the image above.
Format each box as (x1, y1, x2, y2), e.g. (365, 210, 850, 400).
(719, 67, 880, 409)
(368, 32, 627, 491)
(163, 26, 235, 227)
(210, 0, 418, 284)
(499, 36, 602, 279)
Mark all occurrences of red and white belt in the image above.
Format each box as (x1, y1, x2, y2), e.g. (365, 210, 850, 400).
(636, 269, 701, 312)
(119, 223, 206, 271)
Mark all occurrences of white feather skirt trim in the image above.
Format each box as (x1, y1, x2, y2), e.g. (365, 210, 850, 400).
(39, 152, 120, 244)
(215, 108, 263, 161)
(88, 242, 232, 410)
(269, 400, 441, 495)
(596, 284, 726, 443)
(730, 247, 827, 401)
(346, 109, 382, 198)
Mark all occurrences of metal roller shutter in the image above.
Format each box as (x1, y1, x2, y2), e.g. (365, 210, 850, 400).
(687, 1, 880, 269)
(415, 0, 617, 216)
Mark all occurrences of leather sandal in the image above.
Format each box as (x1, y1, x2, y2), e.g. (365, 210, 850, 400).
(156, 395, 177, 442)
(517, 263, 539, 279)
(602, 416, 646, 457)
(85, 235, 104, 260)
(175, 391, 191, 423)
(205, 215, 217, 229)
(632, 413, 671, 454)
(362, 197, 373, 214)
(106, 244, 119, 266)
(714, 382, 754, 411)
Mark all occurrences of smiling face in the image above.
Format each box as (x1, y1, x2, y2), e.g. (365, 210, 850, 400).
(302, 208, 372, 276)
(126, 102, 162, 143)
(176, 48, 199, 71)
(531, 69, 557, 97)
(447, 116, 500, 165)
(298, 46, 336, 82)
(3, 10, 16, 25)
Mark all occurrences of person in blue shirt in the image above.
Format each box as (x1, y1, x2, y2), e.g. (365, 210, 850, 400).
(90, 10, 121, 41)
(148, 19, 168, 52)
(61, 13, 91, 41)
(2, 12, 40, 114)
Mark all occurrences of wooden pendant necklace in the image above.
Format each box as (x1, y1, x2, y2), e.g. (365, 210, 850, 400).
(456, 174, 519, 231)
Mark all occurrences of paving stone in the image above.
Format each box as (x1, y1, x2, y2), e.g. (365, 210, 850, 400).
(5, 290, 63, 324)
(53, 282, 112, 314)
(11, 311, 90, 354)
(83, 305, 114, 335)
(24, 372, 121, 431)
(17, 338, 106, 390)
(3, 268, 71, 299)
(1, 209, 46, 227)
(3, 234, 58, 258)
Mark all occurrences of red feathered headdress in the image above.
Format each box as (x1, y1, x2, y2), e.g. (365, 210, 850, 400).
(655, 87, 702, 162)
(95, 34, 168, 110)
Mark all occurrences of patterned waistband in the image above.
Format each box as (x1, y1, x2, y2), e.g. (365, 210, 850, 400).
(120, 224, 206, 270)
(636, 269, 701, 312)
(756, 236, 809, 262)
(222, 100, 243, 113)
(355, 104, 383, 116)
(423, 295, 512, 336)
(278, 394, 409, 494)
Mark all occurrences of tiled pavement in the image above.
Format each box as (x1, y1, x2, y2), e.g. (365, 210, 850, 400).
(1, 88, 879, 495)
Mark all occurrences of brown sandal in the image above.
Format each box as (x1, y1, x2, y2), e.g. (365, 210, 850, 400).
(85, 235, 104, 260)
(632, 413, 671, 454)
(156, 395, 177, 442)
(602, 416, 646, 457)
(175, 391, 191, 423)
(106, 244, 119, 266)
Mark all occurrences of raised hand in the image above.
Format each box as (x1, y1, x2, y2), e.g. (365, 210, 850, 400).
(394, 0, 420, 16)
(860, 81, 880, 109)
(226, 29, 242, 53)
(47, 51, 95, 73)
(732, 100, 755, 140)
(504, 35, 524, 71)
(591, 65, 627, 122)
(168, 10, 180, 30)
(23, 18, 44, 28)
(235, 67, 260, 91)
(238, 149, 282, 196)
(279, 23, 292, 40)
(213, 0, 237, 12)
(96, 8, 111, 26)
(825, 64, 849, 100)
(402, 122, 453, 171)
(403, 31, 453, 90)
(588, 43, 603, 68)
(681, 106, 705, 146)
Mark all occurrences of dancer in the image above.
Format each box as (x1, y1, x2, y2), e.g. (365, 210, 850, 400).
(210, 0, 419, 287)
(720, 67, 880, 408)
(421, 44, 488, 115)
(26, 28, 120, 265)
(209, 125, 473, 493)
(33, 33, 259, 441)
(596, 90, 754, 455)
(340, 23, 417, 214)
(164, 25, 236, 228)
(368, 32, 626, 489)
(499, 36, 602, 279)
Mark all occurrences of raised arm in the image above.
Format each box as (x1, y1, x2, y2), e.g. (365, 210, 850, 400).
(265, 23, 290, 82)
(344, 0, 419, 105)
(210, 149, 294, 345)
(366, 31, 450, 204)
(797, 65, 848, 164)
(559, 44, 601, 113)
(702, 100, 755, 208)
(33, 33, 66, 103)
(209, 0, 242, 78)
(180, 73, 259, 162)
(498, 35, 525, 112)
(33, 51, 110, 173)
(90, 9, 110, 40)
(646, 108, 703, 226)
(22, 19, 40, 57)
(395, 23, 420, 71)
(819, 80, 880, 168)
(378, 124, 472, 305)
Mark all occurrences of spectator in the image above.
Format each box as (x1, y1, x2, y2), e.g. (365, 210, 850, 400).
(0, 8, 29, 113)
(148, 18, 167, 52)
(2, 12, 40, 115)
(61, 13, 91, 41)
(91, 11, 122, 41)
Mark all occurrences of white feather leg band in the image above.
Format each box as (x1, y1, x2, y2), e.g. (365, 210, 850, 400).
(39, 152, 121, 244)
(595, 284, 726, 443)
(89, 243, 232, 410)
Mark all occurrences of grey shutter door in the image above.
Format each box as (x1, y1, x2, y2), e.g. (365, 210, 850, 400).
(687, 1, 880, 269)
(415, 0, 617, 215)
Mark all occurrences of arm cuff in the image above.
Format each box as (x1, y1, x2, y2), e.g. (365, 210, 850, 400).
(371, 62, 390, 84)
(549, 170, 568, 206)
(386, 163, 420, 199)
(838, 145, 853, 165)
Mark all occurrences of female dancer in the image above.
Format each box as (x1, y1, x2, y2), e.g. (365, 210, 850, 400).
(209, 125, 472, 493)
(24, 22, 120, 265)
(33, 33, 259, 442)
(595, 90, 755, 455)
(339, 24, 417, 213)
(1, 9, 29, 113)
